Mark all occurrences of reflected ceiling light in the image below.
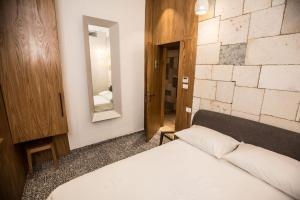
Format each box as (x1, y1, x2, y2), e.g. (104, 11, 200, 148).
(195, 0, 209, 15)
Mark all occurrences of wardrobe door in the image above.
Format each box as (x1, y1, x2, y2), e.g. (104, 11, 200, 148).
(0, 0, 68, 143)
(0, 84, 26, 200)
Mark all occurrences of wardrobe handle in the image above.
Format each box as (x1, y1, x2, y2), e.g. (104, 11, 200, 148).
(59, 93, 64, 117)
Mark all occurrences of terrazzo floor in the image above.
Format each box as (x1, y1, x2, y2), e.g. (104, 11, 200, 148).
(22, 131, 169, 200)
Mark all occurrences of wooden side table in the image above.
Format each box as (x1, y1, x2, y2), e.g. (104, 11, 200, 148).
(159, 131, 176, 145)
(26, 142, 58, 174)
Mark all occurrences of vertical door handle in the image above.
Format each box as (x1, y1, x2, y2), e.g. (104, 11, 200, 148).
(59, 93, 64, 117)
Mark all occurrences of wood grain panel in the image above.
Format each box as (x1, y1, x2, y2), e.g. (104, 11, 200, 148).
(152, 0, 197, 45)
(183, 0, 199, 39)
(0, 0, 68, 143)
(175, 38, 197, 130)
(145, 0, 152, 137)
(145, 0, 163, 140)
(145, 0, 198, 137)
(153, 0, 185, 44)
(176, 0, 198, 130)
(0, 85, 26, 200)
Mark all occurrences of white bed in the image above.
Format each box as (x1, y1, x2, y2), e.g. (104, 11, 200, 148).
(47, 139, 292, 200)
(93, 90, 113, 112)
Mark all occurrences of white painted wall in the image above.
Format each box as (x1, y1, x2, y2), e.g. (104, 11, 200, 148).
(55, 0, 145, 149)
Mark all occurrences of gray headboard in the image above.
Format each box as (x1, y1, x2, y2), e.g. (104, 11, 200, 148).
(192, 110, 300, 161)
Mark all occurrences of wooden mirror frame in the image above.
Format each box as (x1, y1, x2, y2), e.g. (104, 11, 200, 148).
(83, 16, 122, 122)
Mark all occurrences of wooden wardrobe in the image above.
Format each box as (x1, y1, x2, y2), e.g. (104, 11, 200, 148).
(0, 0, 69, 198)
(0, 84, 26, 200)
(0, 0, 69, 144)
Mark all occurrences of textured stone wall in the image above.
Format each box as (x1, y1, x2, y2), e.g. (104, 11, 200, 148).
(193, 0, 300, 133)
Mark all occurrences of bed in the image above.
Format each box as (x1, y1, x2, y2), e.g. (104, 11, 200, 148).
(93, 90, 113, 112)
(47, 110, 300, 200)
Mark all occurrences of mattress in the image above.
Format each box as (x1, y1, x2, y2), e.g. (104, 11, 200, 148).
(93, 95, 113, 112)
(93, 95, 110, 105)
(98, 90, 112, 101)
(47, 140, 291, 200)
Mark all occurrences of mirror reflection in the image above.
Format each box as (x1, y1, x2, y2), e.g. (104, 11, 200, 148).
(88, 25, 113, 112)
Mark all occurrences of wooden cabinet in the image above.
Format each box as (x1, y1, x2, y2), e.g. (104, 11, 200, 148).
(0, 0, 68, 143)
(0, 85, 26, 200)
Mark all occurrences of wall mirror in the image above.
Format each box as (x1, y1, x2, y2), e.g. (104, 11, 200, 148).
(83, 16, 122, 122)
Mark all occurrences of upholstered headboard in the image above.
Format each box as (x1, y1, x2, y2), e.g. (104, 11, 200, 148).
(192, 110, 300, 161)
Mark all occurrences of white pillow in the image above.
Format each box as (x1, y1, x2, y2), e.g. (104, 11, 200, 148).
(175, 125, 240, 158)
(224, 143, 300, 200)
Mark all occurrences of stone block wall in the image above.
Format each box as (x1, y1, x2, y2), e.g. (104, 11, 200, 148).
(193, 0, 300, 133)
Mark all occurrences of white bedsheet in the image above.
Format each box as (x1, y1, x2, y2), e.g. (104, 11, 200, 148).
(47, 140, 292, 200)
(98, 90, 112, 101)
(93, 95, 110, 106)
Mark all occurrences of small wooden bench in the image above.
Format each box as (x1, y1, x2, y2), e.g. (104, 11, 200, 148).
(26, 142, 58, 174)
(159, 131, 176, 145)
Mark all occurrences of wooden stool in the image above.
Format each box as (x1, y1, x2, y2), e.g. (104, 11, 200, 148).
(26, 142, 58, 174)
(159, 131, 175, 145)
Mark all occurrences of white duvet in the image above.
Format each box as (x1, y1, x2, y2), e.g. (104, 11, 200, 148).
(93, 95, 110, 105)
(47, 140, 292, 200)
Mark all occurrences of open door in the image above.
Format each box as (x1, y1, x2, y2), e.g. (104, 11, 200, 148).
(145, 42, 180, 141)
(145, 44, 163, 141)
(145, 0, 162, 141)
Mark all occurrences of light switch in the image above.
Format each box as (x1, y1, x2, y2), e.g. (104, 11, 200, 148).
(182, 83, 188, 89)
(186, 107, 192, 113)
(182, 77, 189, 84)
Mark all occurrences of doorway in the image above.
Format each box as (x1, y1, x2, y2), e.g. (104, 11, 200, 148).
(145, 41, 185, 141)
(159, 43, 180, 132)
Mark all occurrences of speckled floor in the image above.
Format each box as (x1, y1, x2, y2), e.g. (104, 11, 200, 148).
(22, 131, 169, 200)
